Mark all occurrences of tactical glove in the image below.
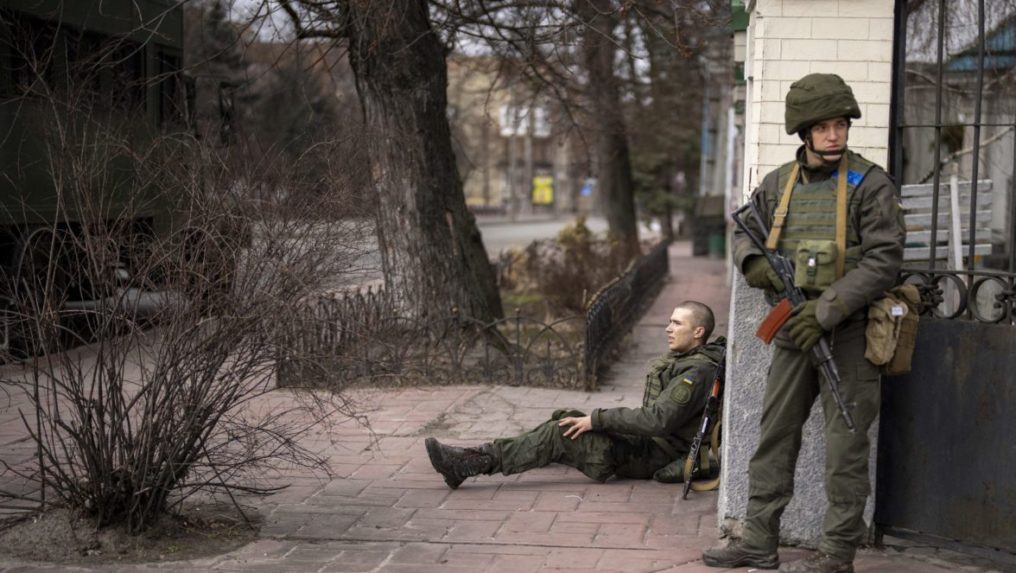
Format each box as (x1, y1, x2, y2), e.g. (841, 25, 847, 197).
(742, 255, 785, 293)
(787, 300, 824, 351)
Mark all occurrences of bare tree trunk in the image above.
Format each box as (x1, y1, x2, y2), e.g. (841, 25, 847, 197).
(661, 204, 675, 241)
(345, 1, 502, 320)
(576, 0, 640, 257)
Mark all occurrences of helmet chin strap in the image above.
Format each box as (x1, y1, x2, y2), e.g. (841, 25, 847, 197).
(804, 136, 846, 161)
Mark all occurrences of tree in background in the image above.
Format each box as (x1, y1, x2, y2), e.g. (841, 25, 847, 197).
(185, 0, 255, 146)
(624, 4, 723, 240)
(229, 0, 725, 317)
(574, 0, 640, 257)
(431, 0, 725, 252)
(185, 0, 370, 212)
(279, 0, 503, 322)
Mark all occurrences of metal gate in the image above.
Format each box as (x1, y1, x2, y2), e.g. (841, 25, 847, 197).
(878, 0, 1016, 555)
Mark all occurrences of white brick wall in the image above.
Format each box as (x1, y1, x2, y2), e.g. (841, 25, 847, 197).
(812, 17, 868, 40)
(742, 0, 895, 195)
(838, 39, 893, 62)
(868, 17, 894, 41)
(734, 31, 748, 62)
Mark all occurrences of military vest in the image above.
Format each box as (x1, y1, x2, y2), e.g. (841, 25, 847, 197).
(642, 350, 715, 407)
(766, 151, 876, 296)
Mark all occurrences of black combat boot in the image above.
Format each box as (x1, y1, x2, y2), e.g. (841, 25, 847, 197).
(779, 553, 853, 573)
(702, 540, 779, 569)
(425, 437, 497, 489)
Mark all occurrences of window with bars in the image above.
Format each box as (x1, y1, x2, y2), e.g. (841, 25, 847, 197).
(891, 0, 1016, 323)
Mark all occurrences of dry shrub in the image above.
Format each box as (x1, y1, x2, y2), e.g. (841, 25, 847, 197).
(0, 62, 371, 532)
(499, 216, 632, 315)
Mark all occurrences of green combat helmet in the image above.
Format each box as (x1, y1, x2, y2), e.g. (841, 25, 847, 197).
(785, 73, 862, 135)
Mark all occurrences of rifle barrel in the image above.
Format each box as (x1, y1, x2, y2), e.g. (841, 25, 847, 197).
(813, 340, 856, 432)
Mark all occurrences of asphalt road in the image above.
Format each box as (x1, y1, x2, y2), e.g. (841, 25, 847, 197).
(316, 215, 613, 292)
(477, 215, 609, 256)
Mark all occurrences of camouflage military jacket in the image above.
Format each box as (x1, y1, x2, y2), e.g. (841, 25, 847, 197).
(590, 339, 725, 456)
(733, 146, 906, 339)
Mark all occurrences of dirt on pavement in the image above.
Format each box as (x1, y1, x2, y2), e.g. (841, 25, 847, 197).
(0, 502, 259, 565)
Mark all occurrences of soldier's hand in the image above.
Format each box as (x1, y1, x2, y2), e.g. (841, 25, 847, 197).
(787, 300, 824, 351)
(743, 255, 785, 293)
(558, 416, 592, 440)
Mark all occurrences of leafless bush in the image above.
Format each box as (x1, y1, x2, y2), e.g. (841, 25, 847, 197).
(498, 216, 631, 314)
(0, 57, 373, 532)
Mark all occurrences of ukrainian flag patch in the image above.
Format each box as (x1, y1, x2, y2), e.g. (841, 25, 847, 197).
(834, 169, 865, 186)
(671, 385, 692, 404)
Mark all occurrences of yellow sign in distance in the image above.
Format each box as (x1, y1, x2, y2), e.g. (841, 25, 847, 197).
(532, 176, 554, 205)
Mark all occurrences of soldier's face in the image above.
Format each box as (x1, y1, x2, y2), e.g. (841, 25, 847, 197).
(807, 117, 850, 159)
(666, 307, 703, 353)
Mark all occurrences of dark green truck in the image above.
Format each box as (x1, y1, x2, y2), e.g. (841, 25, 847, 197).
(1, 0, 189, 353)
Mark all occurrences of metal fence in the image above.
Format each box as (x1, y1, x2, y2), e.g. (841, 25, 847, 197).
(901, 268, 1016, 323)
(277, 241, 672, 391)
(890, 0, 1016, 323)
(281, 285, 395, 360)
(582, 240, 670, 388)
(277, 303, 585, 390)
(877, 0, 1016, 557)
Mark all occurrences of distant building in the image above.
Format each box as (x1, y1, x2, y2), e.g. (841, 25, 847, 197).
(694, 24, 737, 256)
(445, 56, 591, 216)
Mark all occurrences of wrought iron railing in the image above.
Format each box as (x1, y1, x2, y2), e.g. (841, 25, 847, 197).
(582, 240, 670, 388)
(278, 241, 672, 390)
(281, 284, 394, 359)
(890, 0, 1016, 322)
(277, 305, 584, 389)
(901, 268, 1016, 324)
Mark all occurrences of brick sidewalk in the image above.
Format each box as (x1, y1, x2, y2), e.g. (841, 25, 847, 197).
(0, 243, 1004, 572)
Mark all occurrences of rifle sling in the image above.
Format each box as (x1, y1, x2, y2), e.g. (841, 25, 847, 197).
(682, 417, 722, 492)
(834, 155, 848, 279)
(765, 163, 798, 251)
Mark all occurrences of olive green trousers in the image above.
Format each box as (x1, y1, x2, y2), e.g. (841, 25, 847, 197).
(492, 410, 674, 482)
(741, 325, 881, 561)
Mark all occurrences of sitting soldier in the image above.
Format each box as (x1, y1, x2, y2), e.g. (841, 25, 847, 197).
(425, 300, 724, 488)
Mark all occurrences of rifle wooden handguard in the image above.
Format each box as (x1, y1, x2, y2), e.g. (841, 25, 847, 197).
(756, 298, 793, 344)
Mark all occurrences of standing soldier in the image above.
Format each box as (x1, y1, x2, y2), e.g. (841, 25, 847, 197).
(425, 301, 724, 489)
(702, 74, 906, 573)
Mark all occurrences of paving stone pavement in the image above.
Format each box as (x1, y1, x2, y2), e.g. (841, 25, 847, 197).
(0, 242, 1010, 572)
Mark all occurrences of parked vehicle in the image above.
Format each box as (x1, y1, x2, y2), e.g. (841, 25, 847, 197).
(0, 0, 191, 355)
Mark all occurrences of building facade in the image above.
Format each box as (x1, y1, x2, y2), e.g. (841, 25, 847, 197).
(445, 56, 590, 217)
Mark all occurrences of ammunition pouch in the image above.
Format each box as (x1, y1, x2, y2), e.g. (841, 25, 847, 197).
(864, 284, 920, 375)
(794, 239, 839, 294)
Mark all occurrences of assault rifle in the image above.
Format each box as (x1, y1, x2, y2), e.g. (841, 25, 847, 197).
(731, 202, 856, 433)
(682, 354, 725, 500)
